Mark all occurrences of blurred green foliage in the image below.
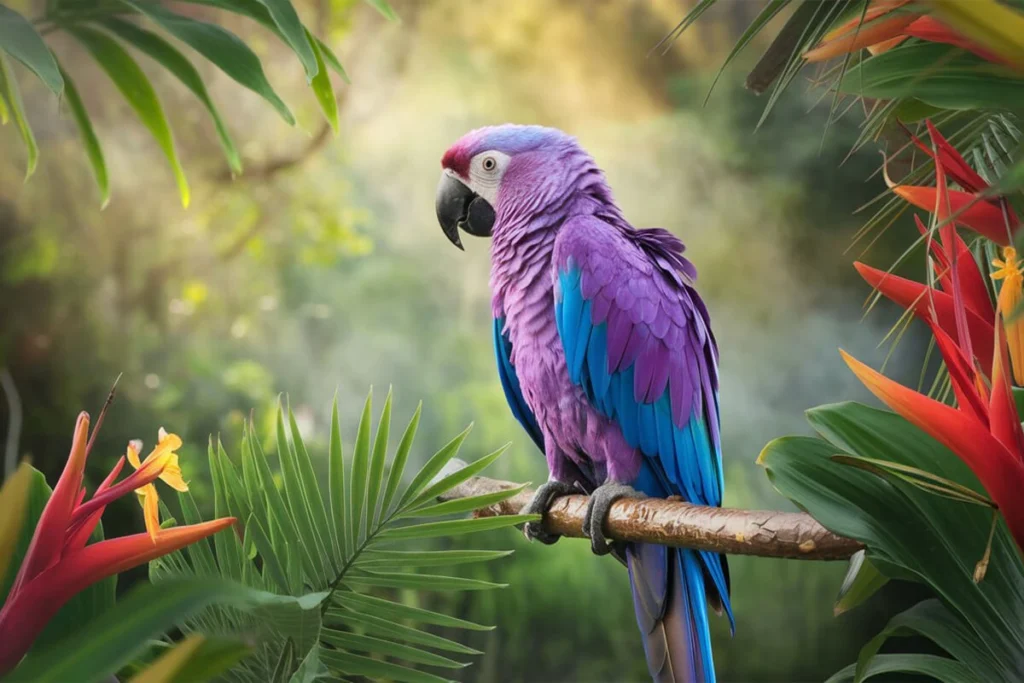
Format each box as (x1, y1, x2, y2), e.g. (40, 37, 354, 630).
(0, 1, 932, 680)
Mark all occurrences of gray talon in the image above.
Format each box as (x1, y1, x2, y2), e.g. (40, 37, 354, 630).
(520, 480, 576, 545)
(583, 482, 645, 555)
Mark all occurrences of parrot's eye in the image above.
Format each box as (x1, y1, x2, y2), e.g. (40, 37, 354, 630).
(482, 156, 497, 172)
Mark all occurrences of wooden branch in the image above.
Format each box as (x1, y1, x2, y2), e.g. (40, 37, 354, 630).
(437, 470, 862, 561)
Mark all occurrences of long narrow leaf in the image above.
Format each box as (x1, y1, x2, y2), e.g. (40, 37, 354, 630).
(404, 485, 527, 519)
(255, 0, 317, 79)
(325, 607, 485, 653)
(68, 26, 190, 206)
(350, 391, 373, 545)
(320, 650, 449, 683)
(56, 62, 108, 205)
(248, 513, 290, 593)
(328, 394, 348, 563)
(397, 425, 471, 509)
(344, 570, 506, 591)
(333, 592, 492, 631)
(381, 401, 421, 516)
(367, 387, 392, 525)
(0, 53, 38, 179)
(320, 629, 466, 669)
(403, 444, 510, 510)
(0, 6, 63, 95)
(356, 549, 513, 568)
(287, 405, 336, 573)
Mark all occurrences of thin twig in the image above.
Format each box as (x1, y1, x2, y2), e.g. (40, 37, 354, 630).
(0, 369, 22, 478)
(437, 472, 863, 561)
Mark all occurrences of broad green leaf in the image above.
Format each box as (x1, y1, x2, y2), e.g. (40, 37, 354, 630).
(10, 579, 262, 683)
(247, 513, 290, 593)
(326, 607, 484, 653)
(0, 462, 33, 585)
(344, 570, 506, 591)
(320, 650, 450, 683)
(0, 53, 38, 179)
(378, 515, 534, 541)
(404, 484, 527, 519)
(120, 0, 295, 125)
(852, 599, 999, 683)
(356, 549, 513, 568)
(328, 394, 348, 562)
(930, 0, 1024, 70)
(403, 444, 510, 510)
(255, 0, 317, 80)
(99, 18, 241, 175)
(839, 43, 1024, 111)
(834, 551, 888, 616)
(363, 0, 397, 21)
(381, 401, 421, 516)
(276, 405, 330, 584)
(367, 387, 392, 525)
(57, 63, 109, 206)
(826, 653, 980, 683)
(0, 6, 63, 95)
(68, 26, 190, 207)
(248, 591, 327, 659)
(350, 391, 373, 545)
(397, 424, 471, 509)
(287, 404, 336, 574)
(333, 592, 493, 631)
(320, 629, 466, 669)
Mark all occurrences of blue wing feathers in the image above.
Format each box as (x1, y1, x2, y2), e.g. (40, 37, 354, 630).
(493, 317, 544, 453)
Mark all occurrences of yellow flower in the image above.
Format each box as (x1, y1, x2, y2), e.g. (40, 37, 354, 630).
(992, 247, 1024, 385)
(126, 428, 189, 542)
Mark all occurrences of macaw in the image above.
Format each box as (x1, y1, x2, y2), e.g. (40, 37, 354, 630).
(435, 125, 733, 683)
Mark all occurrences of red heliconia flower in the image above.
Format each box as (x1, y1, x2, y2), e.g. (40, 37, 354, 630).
(0, 413, 236, 675)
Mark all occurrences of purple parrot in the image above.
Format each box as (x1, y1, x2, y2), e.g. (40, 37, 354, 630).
(435, 125, 733, 683)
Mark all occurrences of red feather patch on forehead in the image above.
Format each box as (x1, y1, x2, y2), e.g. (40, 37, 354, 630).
(441, 146, 470, 179)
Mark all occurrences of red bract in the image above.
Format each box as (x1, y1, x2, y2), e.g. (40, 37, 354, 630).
(0, 413, 235, 675)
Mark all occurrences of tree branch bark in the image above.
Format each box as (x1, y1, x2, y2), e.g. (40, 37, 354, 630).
(437, 472, 862, 561)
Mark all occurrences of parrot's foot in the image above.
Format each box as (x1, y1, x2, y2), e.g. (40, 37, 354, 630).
(583, 482, 646, 556)
(520, 480, 577, 545)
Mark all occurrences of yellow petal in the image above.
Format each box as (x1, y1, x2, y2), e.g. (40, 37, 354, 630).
(142, 431, 182, 467)
(126, 441, 143, 470)
(0, 462, 34, 584)
(141, 483, 160, 542)
(159, 454, 189, 493)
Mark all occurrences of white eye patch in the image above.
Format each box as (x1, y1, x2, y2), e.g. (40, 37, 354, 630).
(468, 151, 511, 207)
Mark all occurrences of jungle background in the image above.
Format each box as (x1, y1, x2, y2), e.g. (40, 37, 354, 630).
(0, 0, 931, 681)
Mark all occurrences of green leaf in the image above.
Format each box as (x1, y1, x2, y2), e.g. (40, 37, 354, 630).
(68, 26, 190, 207)
(120, 0, 295, 125)
(381, 401, 421, 517)
(851, 600, 999, 683)
(147, 635, 253, 683)
(276, 404, 330, 584)
(254, 0, 317, 80)
(320, 629, 466, 669)
(367, 387, 392, 525)
(56, 62, 109, 206)
(9, 579, 259, 683)
(827, 654, 980, 683)
(403, 444, 510, 510)
(313, 36, 349, 83)
(344, 570, 506, 591)
(839, 43, 1024, 111)
(287, 403, 336, 573)
(0, 53, 38, 179)
(177, 492, 218, 576)
(248, 513, 290, 593)
(356, 549, 513, 568)
(320, 650, 451, 683)
(350, 390, 373, 545)
(834, 551, 888, 616)
(207, 440, 243, 581)
(363, 0, 397, 21)
(404, 485, 527, 519)
(397, 424, 471, 509)
(326, 607, 485, 653)
(378, 515, 534, 541)
(99, 17, 241, 175)
(288, 643, 327, 683)
(333, 592, 492, 631)
(328, 394, 348, 563)
(270, 639, 295, 683)
(0, 6, 63, 95)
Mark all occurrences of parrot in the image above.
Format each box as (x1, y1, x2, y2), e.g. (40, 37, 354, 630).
(434, 124, 733, 683)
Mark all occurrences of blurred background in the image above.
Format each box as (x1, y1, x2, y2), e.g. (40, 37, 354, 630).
(0, 0, 932, 680)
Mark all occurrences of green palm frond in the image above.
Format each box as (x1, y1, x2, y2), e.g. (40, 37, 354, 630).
(150, 389, 528, 682)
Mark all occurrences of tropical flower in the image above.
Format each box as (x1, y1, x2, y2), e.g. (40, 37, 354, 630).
(126, 429, 189, 541)
(991, 247, 1024, 385)
(0, 413, 235, 675)
(803, 1, 1009, 65)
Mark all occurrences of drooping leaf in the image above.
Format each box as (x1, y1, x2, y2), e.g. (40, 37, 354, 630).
(120, 0, 295, 125)
(826, 654, 980, 683)
(332, 591, 493, 631)
(320, 650, 450, 683)
(320, 629, 467, 669)
(326, 607, 484, 655)
(254, 0, 317, 80)
(56, 62, 109, 206)
(0, 53, 38, 179)
(363, 0, 397, 22)
(99, 17, 241, 175)
(0, 6, 63, 95)
(834, 550, 889, 616)
(68, 26, 190, 207)
(157, 636, 253, 683)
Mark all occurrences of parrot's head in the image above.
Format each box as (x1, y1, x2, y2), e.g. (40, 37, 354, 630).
(435, 124, 589, 249)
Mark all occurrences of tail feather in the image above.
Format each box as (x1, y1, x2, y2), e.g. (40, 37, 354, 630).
(628, 544, 723, 683)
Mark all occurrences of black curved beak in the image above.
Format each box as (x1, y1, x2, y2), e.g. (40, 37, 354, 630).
(435, 172, 495, 250)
